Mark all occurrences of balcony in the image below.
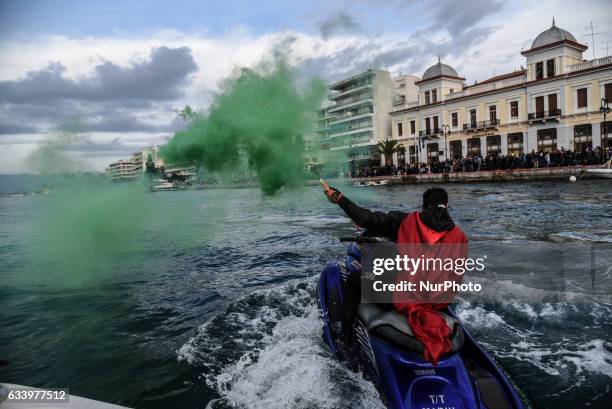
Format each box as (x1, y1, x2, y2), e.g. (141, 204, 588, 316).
(528, 109, 561, 122)
(462, 119, 500, 132)
(393, 95, 406, 106)
(328, 83, 372, 100)
(328, 94, 374, 112)
(328, 123, 373, 137)
(419, 128, 441, 138)
(568, 56, 612, 73)
(329, 108, 374, 124)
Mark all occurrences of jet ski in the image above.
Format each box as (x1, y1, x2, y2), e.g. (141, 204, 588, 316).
(316, 234, 526, 409)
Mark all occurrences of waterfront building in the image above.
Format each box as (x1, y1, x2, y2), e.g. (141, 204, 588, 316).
(107, 145, 196, 182)
(389, 20, 612, 165)
(107, 153, 146, 182)
(309, 69, 419, 170)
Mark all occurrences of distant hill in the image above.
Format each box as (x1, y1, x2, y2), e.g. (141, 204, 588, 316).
(0, 173, 106, 194)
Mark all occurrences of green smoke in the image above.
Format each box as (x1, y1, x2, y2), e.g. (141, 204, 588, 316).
(161, 62, 326, 195)
(19, 136, 202, 288)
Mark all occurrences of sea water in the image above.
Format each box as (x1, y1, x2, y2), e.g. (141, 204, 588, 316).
(0, 181, 610, 408)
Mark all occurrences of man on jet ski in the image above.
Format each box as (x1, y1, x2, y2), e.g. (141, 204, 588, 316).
(321, 181, 468, 365)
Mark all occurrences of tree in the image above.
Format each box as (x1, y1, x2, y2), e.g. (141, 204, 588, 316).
(174, 105, 197, 121)
(145, 153, 156, 176)
(377, 139, 400, 166)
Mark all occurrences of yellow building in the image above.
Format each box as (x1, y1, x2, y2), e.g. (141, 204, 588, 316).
(390, 20, 612, 165)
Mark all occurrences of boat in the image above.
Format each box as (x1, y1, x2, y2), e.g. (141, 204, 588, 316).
(150, 179, 178, 191)
(355, 179, 391, 187)
(586, 160, 612, 178)
(0, 383, 131, 408)
(316, 234, 526, 409)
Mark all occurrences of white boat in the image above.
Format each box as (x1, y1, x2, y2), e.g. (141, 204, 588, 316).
(150, 179, 177, 191)
(586, 168, 612, 178)
(354, 179, 391, 187)
(586, 160, 612, 178)
(0, 383, 131, 409)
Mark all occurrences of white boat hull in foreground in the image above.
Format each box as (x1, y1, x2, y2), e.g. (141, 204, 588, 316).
(0, 383, 132, 409)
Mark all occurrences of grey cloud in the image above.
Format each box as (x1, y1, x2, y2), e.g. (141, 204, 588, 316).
(57, 136, 173, 159)
(432, 26, 496, 58)
(60, 114, 162, 133)
(0, 122, 39, 134)
(300, 23, 498, 82)
(62, 113, 189, 134)
(0, 99, 187, 140)
(0, 46, 198, 104)
(318, 12, 361, 39)
(419, 0, 503, 36)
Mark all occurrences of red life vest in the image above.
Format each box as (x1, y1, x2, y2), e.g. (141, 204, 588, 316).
(393, 211, 468, 365)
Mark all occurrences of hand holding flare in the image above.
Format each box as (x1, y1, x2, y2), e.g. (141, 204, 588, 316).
(320, 179, 343, 204)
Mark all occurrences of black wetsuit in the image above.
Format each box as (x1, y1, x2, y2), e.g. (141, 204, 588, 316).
(337, 196, 455, 341)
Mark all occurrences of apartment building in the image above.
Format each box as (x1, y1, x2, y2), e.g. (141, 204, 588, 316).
(107, 145, 196, 182)
(107, 155, 143, 182)
(389, 20, 612, 165)
(321, 69, 395, 167)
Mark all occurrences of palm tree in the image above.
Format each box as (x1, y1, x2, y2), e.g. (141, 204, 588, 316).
(377, 139, 400, 166)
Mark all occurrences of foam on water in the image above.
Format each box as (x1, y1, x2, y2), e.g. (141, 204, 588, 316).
(260, 214, 351, 228)
(497, 339, 612, 385)
(549, 231, 612, 243)
(455, 301, 507, 328)
(178, 279, 383, 409)
(456, 299, 612, 399)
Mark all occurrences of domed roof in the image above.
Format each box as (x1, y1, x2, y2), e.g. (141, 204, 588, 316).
(422, 60, 460, 81)
(531, 18, 577, 49)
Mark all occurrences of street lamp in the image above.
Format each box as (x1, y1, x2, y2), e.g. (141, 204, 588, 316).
(601, 98, 610, 149)
(441, 125, 451, 161)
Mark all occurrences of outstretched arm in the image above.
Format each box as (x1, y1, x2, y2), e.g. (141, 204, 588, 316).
(320, 179, 406, 240)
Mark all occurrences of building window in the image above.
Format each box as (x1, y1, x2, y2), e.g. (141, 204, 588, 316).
(602, 122, 611, 149)
(470, 109, 477, 127)
(449, 140, 462, 159)
(409, 146, 417, 164)
(424, 91, 430, 104)
(451, 112, 458, 127)
(427, 143, 439, 165)
(486, 135, 501, 156)
(507, 132, 524, 156)
(577, 88, 587, 108)
(605, 83, 612, 102)
(467, 138, 481, 156)
(535, 96, 545, 117)
(574, 124, 592, 152)
(425, 117, 431, 132)
(449, 88, 454, 94)
(397, 123, 403, 137)
(537, 128, 557, 152)
(432, 89, 437, 103)
(510, 101, 519, 118)
(546, 59, 555, 77)
(433, 116, 439, 131)
(410, 120, 415, 134)
(489, 105, 497, 122)
(548, 93, 558, 114)
(397, 146, 406, 165)
(536, 62, 544, 80)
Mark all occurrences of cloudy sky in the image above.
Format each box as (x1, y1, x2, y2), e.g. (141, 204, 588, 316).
(0, 0, 609, 173)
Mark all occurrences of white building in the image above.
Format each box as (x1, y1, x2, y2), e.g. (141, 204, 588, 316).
(312, 69, 419, 169)
(107, 157, 142, 182)
(389, 20, 612, 165)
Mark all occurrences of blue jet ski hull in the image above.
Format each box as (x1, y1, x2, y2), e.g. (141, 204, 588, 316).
(316, 242, 526, 409)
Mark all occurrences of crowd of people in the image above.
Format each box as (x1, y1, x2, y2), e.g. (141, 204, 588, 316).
(349, 146, 612, 177)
